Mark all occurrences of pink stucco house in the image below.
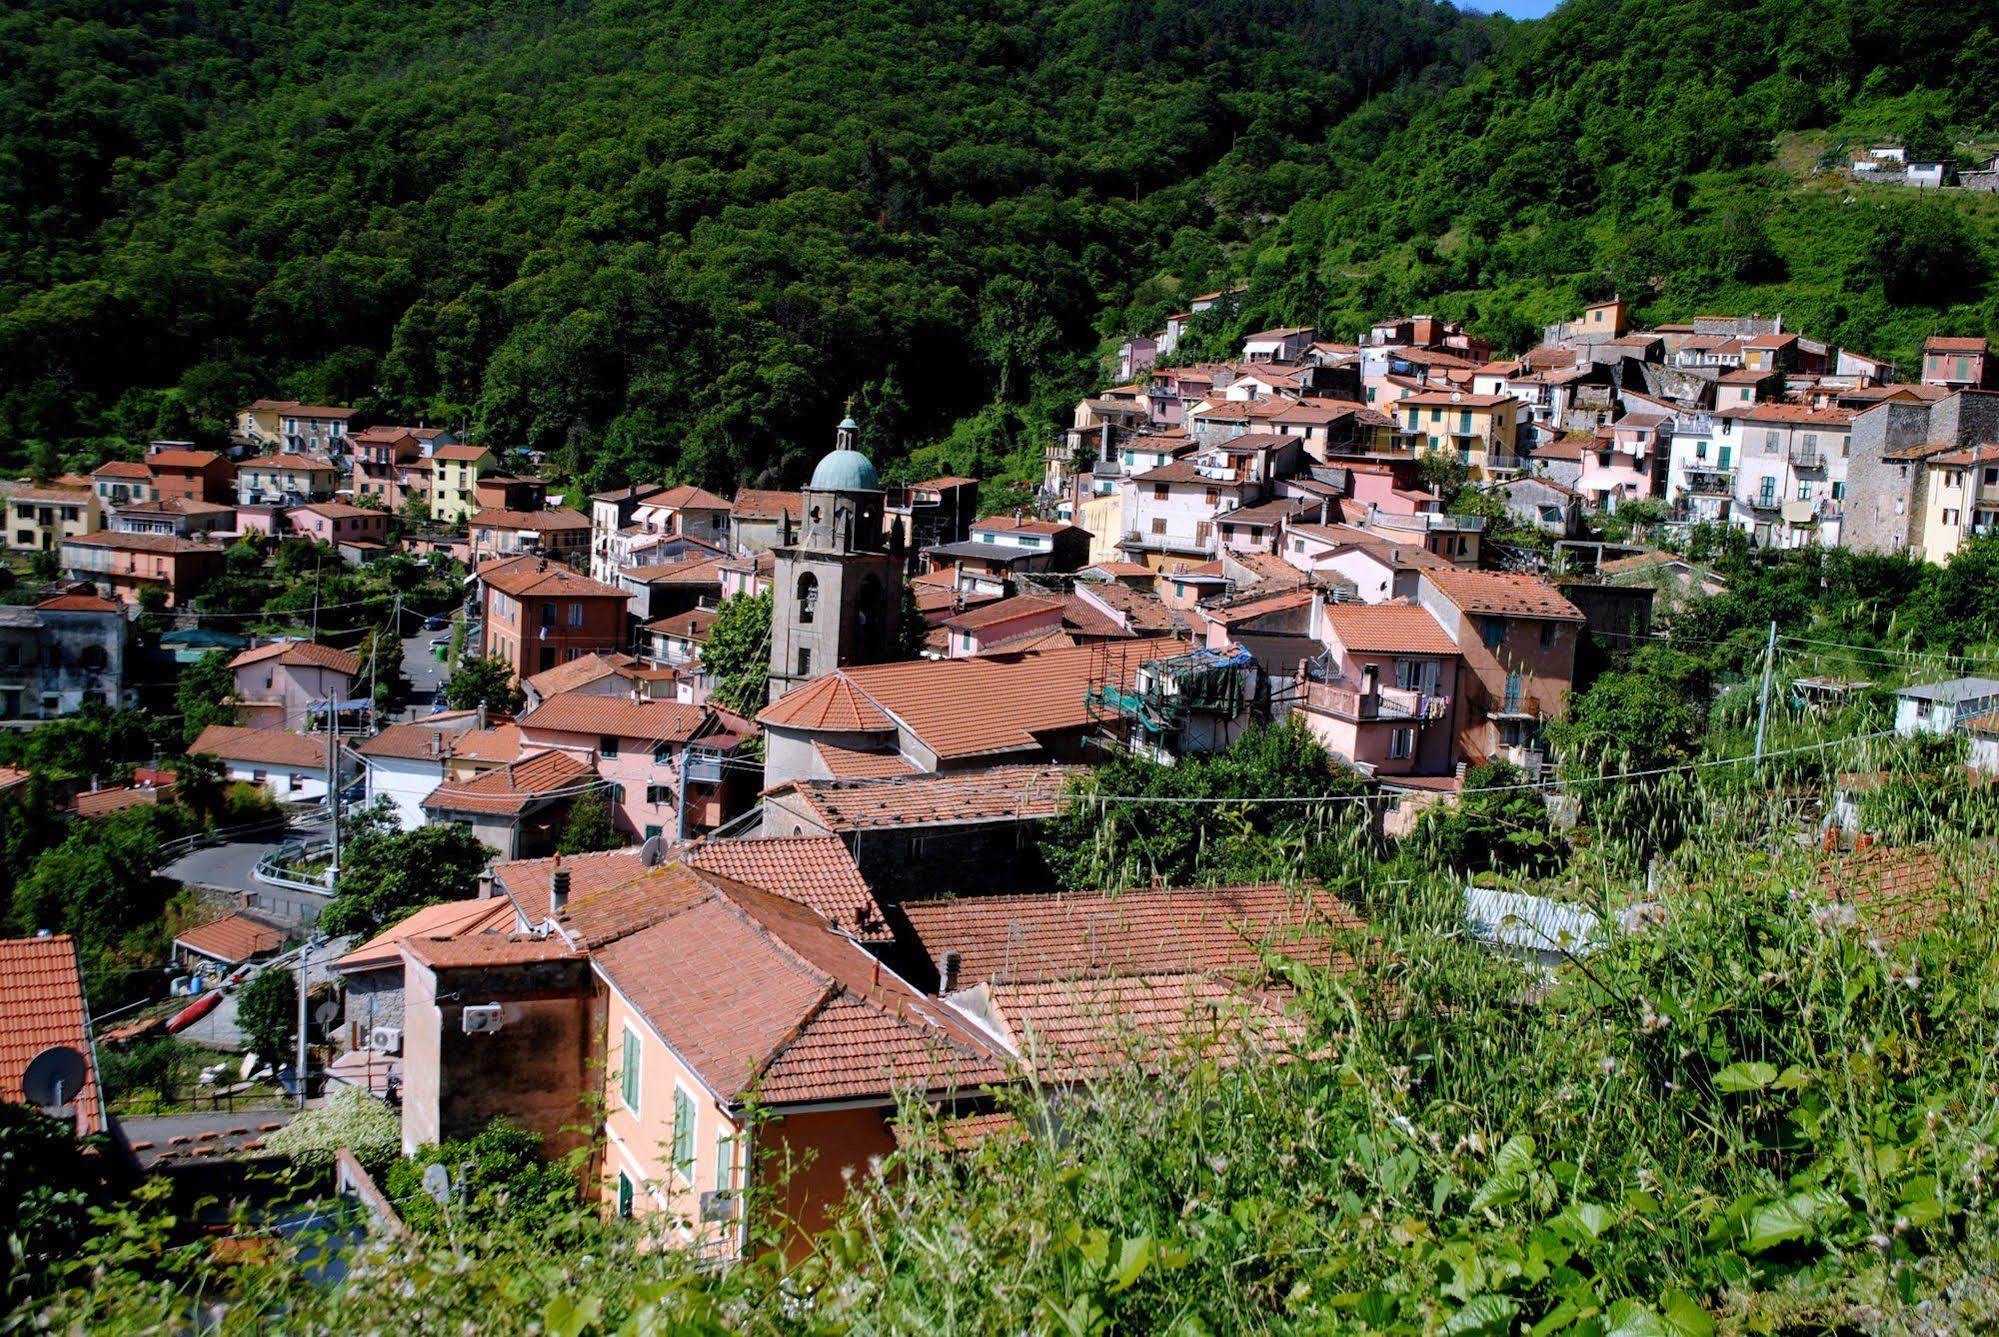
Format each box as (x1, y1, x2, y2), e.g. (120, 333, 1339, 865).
(230, 639, 364, 729)
(1294, 601, 1462, 779)
(515, 694, 745, 840)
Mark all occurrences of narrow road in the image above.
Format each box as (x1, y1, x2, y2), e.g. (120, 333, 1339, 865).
(161, 814, 331, 897)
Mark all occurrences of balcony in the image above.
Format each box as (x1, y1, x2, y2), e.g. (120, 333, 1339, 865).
(1684, 468, 1734, 496)
(1483, 455, 1525, 474)
(1789, 446, 1825, 469)
(1120, 529, 1214, 557)
(1367, 510, 1487, 536)
(1487, 689, 1544, 721)
(1304, 681, 1449, 723)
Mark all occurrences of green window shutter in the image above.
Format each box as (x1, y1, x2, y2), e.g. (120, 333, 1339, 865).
(621, 1028, 641, 1113)
(715, 1132, 733, 1192)
(672, 1088, 695, 1177)
(616, 1171, 634, 1218)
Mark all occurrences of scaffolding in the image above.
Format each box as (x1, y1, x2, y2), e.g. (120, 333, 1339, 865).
(1086, 644, 1254, 758)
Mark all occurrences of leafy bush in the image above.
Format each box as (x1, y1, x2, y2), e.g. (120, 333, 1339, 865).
(235, 966, 296, 1068)
(384, 1120, 583, 1236)
(317, 802, 493, 939)
(262, 1086, 399, 1175)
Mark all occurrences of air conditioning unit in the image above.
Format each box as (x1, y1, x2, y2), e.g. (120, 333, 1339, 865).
(699, 1190, 740, 1223)
(369, 1026, 402, 1055)
(460, 1004, 505, 1035)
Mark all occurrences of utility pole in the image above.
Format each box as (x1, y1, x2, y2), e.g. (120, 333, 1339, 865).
(675, 745, 690, 842)
(1753, 619, 1777, 761)
(324, 696, 342, 877)
(294, 938, 311, 1111)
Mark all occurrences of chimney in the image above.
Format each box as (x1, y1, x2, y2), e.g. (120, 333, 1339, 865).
(476, 702, 488, 730)
(550, 863, 570, 917)
(431, 729, 443, 758)
(938, 949, 962, 994)
(476, 870, 495, 900)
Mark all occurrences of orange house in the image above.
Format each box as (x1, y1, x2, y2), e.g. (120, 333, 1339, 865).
(479, 555, 633, 682)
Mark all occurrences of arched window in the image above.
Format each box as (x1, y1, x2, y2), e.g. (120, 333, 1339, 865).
(796, 572, 819, 624)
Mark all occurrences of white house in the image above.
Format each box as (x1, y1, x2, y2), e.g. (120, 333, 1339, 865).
(188, 725, 348, 803)
(352, 713, 493, 829)
(1893, 678, 1999, 737)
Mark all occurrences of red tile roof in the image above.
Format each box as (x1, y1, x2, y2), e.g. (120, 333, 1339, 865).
(812, 743, 921, 779)
(643, 607, 719, 641)
(432, 444, 495, 462)
(732, 489, 803, 521)
(768, 765, 1077, 834)
(190, 725, 327, 770)
(1817, 846, 1958, 945)
(146, 449, 227, 470)
(469, 506, 591, 532)
(645, 484, 732, 511)
(1207, 587, 1314, 626)
(593, 881, 1003, 1107)
(333, 897, 518, 972)
(683, 837, 884, 941)
(92, 461, 154, 480)
(423, 749, 595, 816)
(1924, 336, 1988, 353)
(1424, 569, 1584, 622)
(74, 784, 170, 818)
(518, 694, 712, 744)
(478, 555, 630, 601)
(64, 532, 215, 555)
(35, 593, 122, 614)
(758, 673, 895, 733)
(173, 913, 287, 965)
(943, 594, 1065, 633)
(1321, 601, 1460, 655)
(1394, 390, 1517, 409)
(623, 552, 729, 585)
(0, 935, 104, 1134)
(230, 639, 363, 677)
(523, 652, 638, 700)
(247, 453, 339, 472)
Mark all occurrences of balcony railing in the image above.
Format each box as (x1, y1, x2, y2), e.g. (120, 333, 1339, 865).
(1488, 690, 1544, 721)
(1789, 447, 1825, 468)
(1120, 529, 1214, 556)
(1684, 469, 1734, 496)
(1483, 455, 1525, 473)
(1305, 681, 1449, 723)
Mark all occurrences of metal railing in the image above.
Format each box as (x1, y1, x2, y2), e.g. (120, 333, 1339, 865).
(1304, 681, 1449, 722)
(156, 817, 291, 864)
(1684, 470, 1734, 495)
(256, 840, 335, 893)
(1789, 447, 1825, 468)
(1120, 529, 1214, 556)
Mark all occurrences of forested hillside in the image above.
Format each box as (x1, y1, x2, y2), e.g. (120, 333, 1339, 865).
(0, 0, 1487, 486)
(1241, 0, 1999, 360)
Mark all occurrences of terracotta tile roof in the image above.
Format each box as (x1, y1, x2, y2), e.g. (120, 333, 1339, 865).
(478, 555, 630, 601)
(1207, 586, 1314, 626)
(1224, 550, 1311, 589)
(1717, 403, 1856, 426)
(519, 695, 712, 744)
(74, 784, 170, 818)
(493, 849, 650, 913)
(0, 766, 31, 795)
(590, 483, 669, 505)
(423, 749, 595, 816)
(770, 764, 1077, 834)
(1131, 460, 1221, 485)
(812, 743, 921, 779)
(64, 531, 215, 555)
(682, 837, 884, 941)
(593, 882, 1003, 1107)
(943, 594, 1065, 633)
(333, 897, 518, 972)
(1924, 336, 1988, 353)
(758, 673, 895, 733)
(404, 934, 581, 967)
(971, 516, 1084, 537)
(643, 607, 719, 641)
(1053, 593, 1132, 640)
(623, 552, 729, 585)
(911, 475, 979, 490)
(353, 716, 474, 760)
(524, 652, 638, 700)
(146, 449, 226, 470)
(1074, 582, 1187, 634)
(7, 484, 94, 505)
(432, 444, 495, 462)
(0, 935, 104, 1134)
(1965, 711, 1999, 737)
(978, 972, 1307, 1081)
(1082, 561, 1154, 579)
(1424, 569, 1584, 622)
(173, 913, 287, 965)
(289, 501, 379, 521)
(247, 453, 338, 472)
(903, 884, 1360, 986)
(1393, 390, 1516, 409)
(190, 725, 327, 770)
(230, 639, 363, 677)
(1816, 846, 1959, 946)
(1217, 497, 1318, 527)
(469, 506, 591, 532)
(892, 1108, 1023, 1153)
(92, 461, 155, 480)
(1321, 601, 1460, 655)
(278, 404, 354, 419)
(449, 723, 526, 764)
(34, 593, 122, 614)
(1926, 443, 1999, 468)
(731, 489, 803, 521)
(836, 638, 1185, 761)
(646, 484, 732, 511)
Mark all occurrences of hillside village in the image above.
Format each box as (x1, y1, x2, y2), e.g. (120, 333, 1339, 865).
(4, 297, 1999, 1287)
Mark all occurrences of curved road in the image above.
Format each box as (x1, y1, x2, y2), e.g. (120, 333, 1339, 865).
(161, 813, 331, 897)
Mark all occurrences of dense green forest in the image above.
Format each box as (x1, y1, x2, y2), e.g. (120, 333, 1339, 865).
(0, 0, 1488, 487)
(1, 0, 1995, 492)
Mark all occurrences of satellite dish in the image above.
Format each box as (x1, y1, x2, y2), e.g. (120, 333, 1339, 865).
(22, 1047, 87, 1114)
(638, 834, 663, 867)
(421, 1163, 454, 1206)
(314, 1000, 341, 1030)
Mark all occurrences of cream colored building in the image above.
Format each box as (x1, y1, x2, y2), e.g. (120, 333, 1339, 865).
(429, 444, 498, 524)
(1916, 444, 1999, 564)
(5, 484, 101, 552)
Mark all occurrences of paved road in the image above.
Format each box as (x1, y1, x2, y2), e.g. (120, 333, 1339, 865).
(162, 814, 331, 897)
(401, 628, 451, 717)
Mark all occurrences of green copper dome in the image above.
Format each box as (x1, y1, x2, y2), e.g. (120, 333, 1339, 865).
(809, 446, 880, 492)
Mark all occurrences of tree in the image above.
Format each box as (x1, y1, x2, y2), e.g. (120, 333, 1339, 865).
(174, 649, 238, 745)
(974, 276, 1059, 403)
(557, 788, 620, 854)
(700, 589, 772, 717)
(442, 655, 524, 716)
(318, 803, 493, 938)
(1867, 199, 1983, 306)
(384, 1119, 582, 1235)
(1404, 760, 1560, 877)
(0, 1103, 100, 1302)
(236, 965, 297, 1067)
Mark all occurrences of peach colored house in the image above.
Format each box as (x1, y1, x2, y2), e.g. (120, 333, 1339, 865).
(1415, 569, 1582, 772)
(515, 694, 742, 840)
(59, 532, 222, 606)
(395, 843, 1000, 1259)
(288, 501, 388, 547)
(478, 555, 633, 683)
(230, 639, 363, 730)
(1294, 601, 1462, 779)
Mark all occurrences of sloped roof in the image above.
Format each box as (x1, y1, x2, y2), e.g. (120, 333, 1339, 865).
(230, 639, 363, 677)
(813, 743, 921, 779)
(333, 897, 519, 972)
(1817, 846, 1958, 946)
(758, 673, 895, 733)
(1424, 569, 1584, 622)
(646, 484, 733, 511)
(732, 489, 804, 521)
(518, 694, 712, 744)
(469, 506, 591, 532)
(769, 765, 1077, 834)
(433, 444, 495, 462)
(478, 555, 630, 601)
(173, 913, 287, 965)
(942, 594, 1065, 633)
(35, 593, 122, 614)
(680, 837, 884, 941)
(146, 449, 227, 470)
(422, 749, 594, 816)
(1924, 336, 1988, 353)
(92, 461, 155, 480)
(0, 934, 104, 1134)
(524, 652, 639, 701)
(190, 725, 327, 769)
(1321, 601, 1460, 655)
(644, 607, 719, 641)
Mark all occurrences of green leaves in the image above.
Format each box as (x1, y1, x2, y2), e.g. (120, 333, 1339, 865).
(1713, 1061, 1778, 1093)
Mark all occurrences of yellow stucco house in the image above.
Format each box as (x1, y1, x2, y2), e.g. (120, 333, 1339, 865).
(429, 444, 498, 524)
(6, 483, 101, 552)
(1397, 391, 1522, 478)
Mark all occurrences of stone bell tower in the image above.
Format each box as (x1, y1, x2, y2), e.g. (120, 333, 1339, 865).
(767, 412, 906, 701)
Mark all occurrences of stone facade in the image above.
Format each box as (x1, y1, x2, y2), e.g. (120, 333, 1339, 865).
(1845, 392, 1999, 554)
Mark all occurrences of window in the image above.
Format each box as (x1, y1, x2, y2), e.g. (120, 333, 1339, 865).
(1293, 538, 1306, 553)
(646, 783, 672, 805)
(1204, 488, 1219, 505)
(1150, 518, 1166, 536)
(620, 1026, 642, 1113)
(1832, 481, 1846, 500)
(671, 1086, 696, 1181)
(1481, 618, 1506, 649)
(568, 602, 584, 626)
(1797, 482, 1812, 501)
(540, 602, 556, 627)
(652, 741, 674, 765)
(1429, 408, 1442, 425)
(716, 1132, 734, 1194)
(1943, 508, 1960, 526)
(796, 573, 818, 624)
(1152, 485, 1169, 501)
(1389, 728, 1414, 761)
(796, 647, 812, 677)
(600, 734, 620, 758)
(1539, 621, 1558, 648)
(616, 1171, 634, 1218)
